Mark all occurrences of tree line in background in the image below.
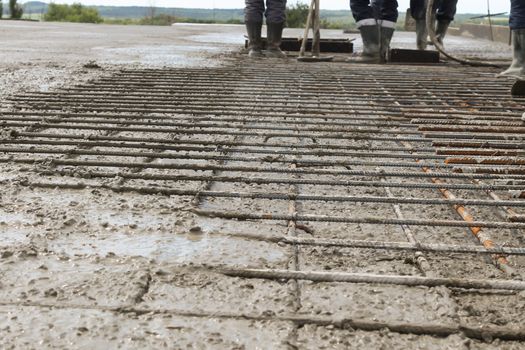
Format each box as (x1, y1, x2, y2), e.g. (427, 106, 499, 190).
(0, 0, 24, 19)
(285, 2, 348, 29)
(43, 3, 102, 23)
(0, 0, 509, 28)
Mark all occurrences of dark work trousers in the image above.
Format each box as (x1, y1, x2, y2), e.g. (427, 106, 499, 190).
(510, 0, 525, 30)
(350, 0, 399, 27)
(410, 0, 458, 22)
(245, 0, 287, 23)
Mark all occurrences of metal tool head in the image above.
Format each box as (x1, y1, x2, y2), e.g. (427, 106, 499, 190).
(296, 55, 334, 62)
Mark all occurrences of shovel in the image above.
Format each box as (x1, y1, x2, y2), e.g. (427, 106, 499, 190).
(297, 0, 333, 62)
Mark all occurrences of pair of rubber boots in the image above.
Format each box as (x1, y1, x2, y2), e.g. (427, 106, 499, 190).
(349, 23, 394, 64)
(415, 19, 450, 50)
(246, 21, 286, 58)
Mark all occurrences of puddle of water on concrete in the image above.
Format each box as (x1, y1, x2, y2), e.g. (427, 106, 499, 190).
(47, 232, 285, 265)
(189, 33, 244, 45)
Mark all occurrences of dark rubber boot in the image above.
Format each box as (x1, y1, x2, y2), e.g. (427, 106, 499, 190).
(435, 20, 450, 47)
(380, 26, 395, 63)
(266, 22, 286, 58)
(347, 24, 380, 63)
(246, 21, 263, 58)
(416, 19, 427, 50)
(500, 29, 525, 78)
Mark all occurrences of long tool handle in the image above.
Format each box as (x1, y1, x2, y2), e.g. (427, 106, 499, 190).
(312, 0, 321, 56)
(299, 0, 315, 57)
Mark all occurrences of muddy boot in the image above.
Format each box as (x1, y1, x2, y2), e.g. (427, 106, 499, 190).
(380, 26, 395, 63)
(347, 24, 380, 63)
(415, 19, 427, 50)
(246, 21, 263, 58)
(500, 29, 525, 78)
(266, 22, 286, 58)
(435, 20, 450, 47)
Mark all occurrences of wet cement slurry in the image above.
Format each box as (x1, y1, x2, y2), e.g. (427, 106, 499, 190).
(0, 20, 512, 100)
(0, 21, 525, 349)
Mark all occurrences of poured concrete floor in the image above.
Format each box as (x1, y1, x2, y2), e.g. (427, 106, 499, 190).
(0, 20, 523, 349)
(0, 20, 513, 99)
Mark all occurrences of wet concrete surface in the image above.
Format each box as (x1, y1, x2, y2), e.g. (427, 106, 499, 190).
(0, 21, 245, 101)
(0, 21, 512, 99)
(0, 21, 523, 348)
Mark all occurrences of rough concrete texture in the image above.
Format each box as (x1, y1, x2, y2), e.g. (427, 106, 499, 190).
(0, 20, 523, 349)
(0, 20, 512, 98)
(458, 24, 510, 45)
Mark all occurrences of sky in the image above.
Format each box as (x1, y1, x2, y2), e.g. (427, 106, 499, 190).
(35, 0, 510, 14)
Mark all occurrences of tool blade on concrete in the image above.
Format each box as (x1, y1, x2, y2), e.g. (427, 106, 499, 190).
(296, 55, 334, 62)
(389, 48, 440, 64)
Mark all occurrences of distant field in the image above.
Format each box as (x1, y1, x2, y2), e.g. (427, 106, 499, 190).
(11, 1, 509, 29)
(22, 13, 44, 20)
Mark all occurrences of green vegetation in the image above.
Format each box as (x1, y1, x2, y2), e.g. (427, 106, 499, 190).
(285, 2, 308, 28)
(285, 2, 352, 29)
(9, 0, 23, 19)
(18, 1, 510, 29)
(0, 2, 3, 18)
(94, 5, 244, 22)
(138, 13, 177, 25)
(44, 3, 103, 23)
(103, 14, 242, 26)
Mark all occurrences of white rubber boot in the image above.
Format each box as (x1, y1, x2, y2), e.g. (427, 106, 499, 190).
(347, 22, 381, 63)
(500, 29, 525, 78)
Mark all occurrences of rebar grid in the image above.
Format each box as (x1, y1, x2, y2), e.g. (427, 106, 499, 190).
(1, 59, 525, 340)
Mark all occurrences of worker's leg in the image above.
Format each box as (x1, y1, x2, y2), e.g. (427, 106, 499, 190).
(351, 0, 375, 24)
(245, 0, 265, 57)
(375, 0, 398, 24)
(434, 0, 457, 46)
(348, 0, 380, 63)
(435, 0, 456, 22)
(501, 0, 525, 77)
(410, 0, 424, 20)
(411, 0, 428, 50)
(265, 0, 287, 58)
(377, 0, 398, 61)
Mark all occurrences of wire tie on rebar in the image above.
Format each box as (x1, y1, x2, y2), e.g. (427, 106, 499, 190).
(510, 215, 525, 223)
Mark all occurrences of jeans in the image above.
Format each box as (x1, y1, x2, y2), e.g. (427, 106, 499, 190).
(245, 0, 287, 23)
(410, 0, 458, 22)
(350, 0, 399, 25)
(510, 0, 525, 30)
